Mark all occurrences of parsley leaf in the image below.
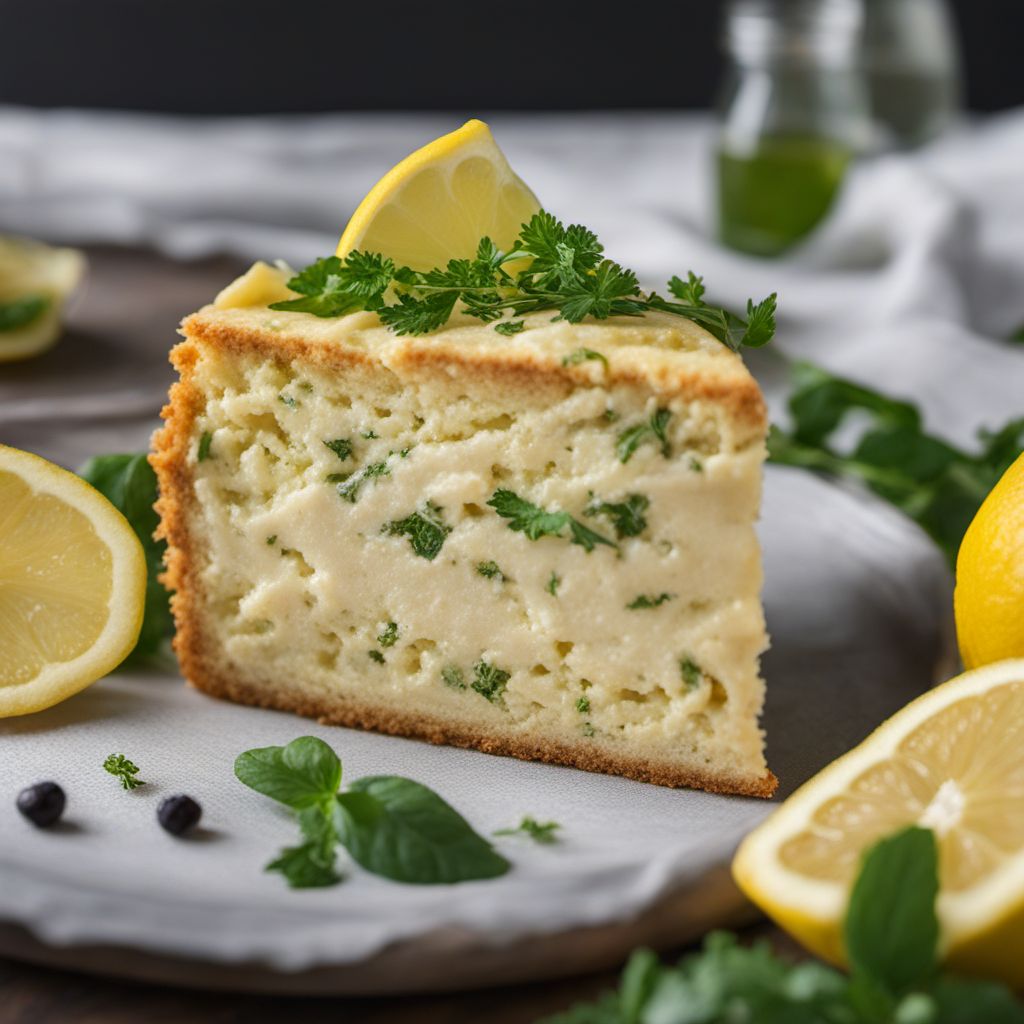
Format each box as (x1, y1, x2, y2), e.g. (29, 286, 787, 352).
(487, 489, 617, 552)
(576, 696, 590, 713)
(562, 348, 608, 368)
(494, 817, 561, 844)
(79, 453, 172, 661)
(546, 570, 561, 596)
(368, 649, 385, 664)
(103, 753, 146, 791)
(616, 409, 672, 463)
(323, 438, 353, 461)
(272, 211, 776, 350)
(269, 252, 393, 318)
(586, 493, 649, 538)
(768, 362, 1024, 566)
(471, 660, 511, 704)
(0, 293, 50, 332)
(377, 621, 399, 648)
(627, 593, 673, 609)
(442, 665, 466, 690)
(336, 459, 390, 503)
(197, 431, 213, 462)
(679, 656, 702, 689)
(384, 501, 451, 560)
(476, 560, 505, 580)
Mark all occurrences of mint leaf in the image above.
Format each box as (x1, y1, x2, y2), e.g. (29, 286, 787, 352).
(79, 453, 171, 660)
(384, 501, 451, 560)
(234, 735, 342, 809)
(333, 777, 510, 884)
(267, 806, 342, 888)
(0, 293, 50, 332)
(845, 826, 939, 996)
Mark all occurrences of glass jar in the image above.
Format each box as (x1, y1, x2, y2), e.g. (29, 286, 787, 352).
(862, 0, 962, 148)
(716, 0, 872, 257)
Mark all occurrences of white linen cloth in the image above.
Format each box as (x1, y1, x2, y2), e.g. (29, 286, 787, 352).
(0, 107, 1020, 986)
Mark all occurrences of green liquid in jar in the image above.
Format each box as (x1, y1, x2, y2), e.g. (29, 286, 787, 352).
(717, 136, 851, 257)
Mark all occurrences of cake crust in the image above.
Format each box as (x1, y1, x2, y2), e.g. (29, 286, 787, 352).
(152, 305, 775, 798)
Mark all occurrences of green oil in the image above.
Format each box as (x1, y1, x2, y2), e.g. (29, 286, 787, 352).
(717, 136, 851, 257)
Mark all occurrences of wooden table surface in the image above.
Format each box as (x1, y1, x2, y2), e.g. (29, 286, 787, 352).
(0, 245, 790, 1024)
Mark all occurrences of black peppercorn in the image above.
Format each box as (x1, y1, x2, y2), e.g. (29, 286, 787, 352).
(17, 782, 66, 828)
(157, 794, 202, 836)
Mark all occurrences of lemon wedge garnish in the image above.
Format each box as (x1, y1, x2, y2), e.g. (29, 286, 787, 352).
(732, 659, 1024, 986)
(0, 236, 85, 363)
(0, 445, 146, 716)
(955, 451, 1024, 668)
(336, 119, 540, 267)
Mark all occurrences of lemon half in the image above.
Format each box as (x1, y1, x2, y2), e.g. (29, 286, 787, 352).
(0, 445, 146, 716)
(336, 119, 540, 268)
(733, 659, 1024, 987)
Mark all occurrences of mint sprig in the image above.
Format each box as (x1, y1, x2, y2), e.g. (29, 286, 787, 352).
(269, 212, 776, 353)
(235, 736, 509, 887)
(543, 826, 1024, 1023)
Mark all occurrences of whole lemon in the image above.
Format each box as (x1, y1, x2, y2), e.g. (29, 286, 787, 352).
(954, 451, 1024, 668)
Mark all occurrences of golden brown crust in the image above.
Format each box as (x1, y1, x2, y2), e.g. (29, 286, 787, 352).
(182, 308, 768, 437)
(151, 316, 774, 799)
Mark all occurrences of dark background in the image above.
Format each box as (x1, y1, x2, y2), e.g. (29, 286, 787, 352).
(0, 0, 1020, 114)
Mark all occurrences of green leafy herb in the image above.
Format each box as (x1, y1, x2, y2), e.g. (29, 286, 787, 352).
(616, 409, 672, 463)
(323, 438, 353, 461)
(336, 460, 390, 503)
(333, 776, 510, 884)
(0, 293, 50, 333)
(368, 649, 385, 664)
(266, 535, 277, 545)
(576, 696, 590, 713)
(546, 570, 561, 596)
(269, 251, 394, 318)
(79, 453, 172, 660)
(542, 826, 1024, 1024)
(103, 753, 146, 791)
(235, 736, 509, 887)
(494, 817, 561, 845)
(278, 393, 297, 409)
(585, 493, 649, 538)
(627, 593, 673, 610)
(494, 320, 525, 336)
(471, 660, 511, 704)
(768, 362, 1024, 566)
(679, 656, 702, 690)
(487, 489, 616, 553)
(442, 665, 466, 690)
(562, 348, 608, 369)
(476, 560, 505, 580)
(384, 501, 451, 560)
(270, 212, 775, 352)
(197, 431, 213, 462)
(377, 621, 399, 648)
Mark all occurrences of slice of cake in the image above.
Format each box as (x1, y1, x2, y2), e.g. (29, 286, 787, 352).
(152, 263, 774, 796)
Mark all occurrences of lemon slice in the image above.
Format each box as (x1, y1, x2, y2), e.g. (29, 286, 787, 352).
(0, 236, 85, 363)
(955, 451, 1024, 668)
(0, 445, 146, 716)
(733, 659, 1024, 986)
(336, 119, 540, 267)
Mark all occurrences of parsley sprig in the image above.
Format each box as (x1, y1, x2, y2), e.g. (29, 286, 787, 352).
(103, 753, 146, 791)
(544, 827, 1024, 1023)
(270, 212, 776, 352)
(769, 362, 1024, 566)
(488, 488, 616, 553)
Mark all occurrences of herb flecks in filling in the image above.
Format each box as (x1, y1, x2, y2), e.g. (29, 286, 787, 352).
(616, 409, 672, 463)
(385, 502, 451, 560)
(628, 593, 674, 610)
(487, 489, 616, 553)
(586, 493, 649, 539)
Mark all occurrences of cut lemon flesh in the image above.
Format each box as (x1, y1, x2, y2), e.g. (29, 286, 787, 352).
(733, 659, 1024, 986)
(0, 445, 146, 715)
(336, 119, 540, 268)
(0, 235, 85, 363)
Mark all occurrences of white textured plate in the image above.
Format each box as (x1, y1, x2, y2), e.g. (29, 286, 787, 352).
(0, 468, 954, 994)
